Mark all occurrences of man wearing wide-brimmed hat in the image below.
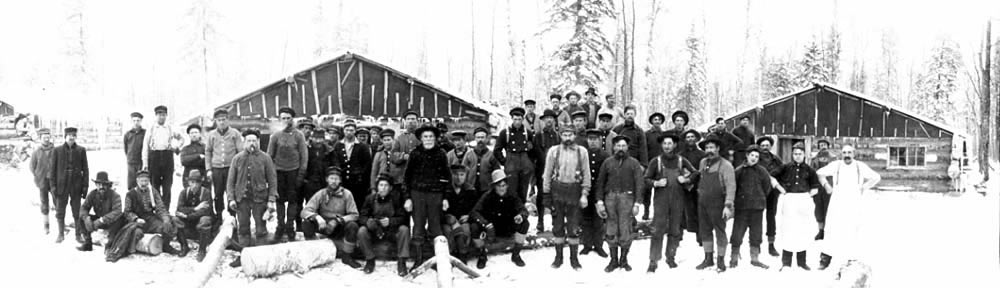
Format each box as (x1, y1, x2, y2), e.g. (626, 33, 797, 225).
(810, 139, 835, 240)
(30, 127, 55, 234)
(644, 133, 698, 272)
(403, 125, 453, 267)
(470, 169, 530, 269)
(173, 169, 215, 261)
(679, 129, 708, 246)
(531, 109, 561, 231)
(77, 171, 124, 252)
(693, 136, 736, 272)
(49, 126, 89, 244)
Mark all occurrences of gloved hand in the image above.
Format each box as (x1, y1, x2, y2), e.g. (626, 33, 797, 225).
(379, 218, 390, 227)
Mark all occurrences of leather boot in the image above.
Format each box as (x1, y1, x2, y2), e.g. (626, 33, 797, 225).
(695, 252, 714, 270)
(342, 254, 362, 269)
(619, 247, 632, 271)
(363, 259, 376, 274)
(511, 245, 525, 267)
(285, 223, 296, 242)
(43, 215, 50, 235)
(397, 259, 409, 276)
(716, 255, 727, 272)
(197, 234, 210, 262)
(580, 245, 593, 255)
(819, 253, 832, 270)
(729, 247, 740, 268)
(665, 240, 679, 268)
(593, 244, 609, 258)
(76, 235, 93, 251)
(768, 242, 780, 257)
(551, 244, 564, 268)
(55, 218, 66, 243)
(781, 250, 793, 269)
(477, 248, 488, 269)
(569, 245, 582, 270)
(411, 244, 425, 272)
(177, 232, 190, 257)
(604, 246, 619, 272)
(797, 252, 811, 270)
(647, 261, 658, 273)
(815, 229, 825, 240)
(162, 237, 180, 256)
(229, 256, 242, 268)
(750, 246, 769, 269)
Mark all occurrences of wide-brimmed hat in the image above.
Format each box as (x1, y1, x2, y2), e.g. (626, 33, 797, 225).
(682, 129, 702, 141)
(698, 136, 724, 151)
(92, 171, 112, 184)
(186, 169, 205, 182)
(648, 112, 665, 124)
(541, 109, 558, 120)
(414, 126, 440, 138)
(490, 170, 509, 185)
(671, 110, 689, 125)
(756, 136, 774, 146)
(657, 133, 680, 144)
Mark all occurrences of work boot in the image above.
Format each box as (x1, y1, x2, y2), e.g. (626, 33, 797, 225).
(665, 243, 679, 268)
(695, 252, 715, 270)
(750, 247, 769, 269)
(397, 259, 409, 276)
(647, 261, 658, 273)
(569, 245, 582, 270)
(411, 246, 425, 272)
(43, 215, 50, 235)
(594, 244, 609, 258)
(781, 251, 793, 270)
(604, 247, 619, 272)
(797, 252, 811, 270)
(342, 255, 362, 269)
(177, 233, 190, 257)
(818, 253, 832, 270)
(729, 247, 740, 268)
(716, 255, 727, 272)
(55, 218, 66, 243)
(363, 259, 376, 274)
(76, 237, 93, 251)
(580, 245, 593, 255)
(162, 241, 179, 256)
(477, 253, 488, 269)
(619, 247, 632, 271)
(815, 229, 825, 240)
(197, 234, 210, 262)
(75, 230, 85, 244)
(511, 246, 525, 267)
(768, 243, 780, 257)
(551, 244, 564, 268)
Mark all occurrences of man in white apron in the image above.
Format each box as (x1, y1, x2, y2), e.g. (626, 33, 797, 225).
(772, 144, 821, 270)
(815, 145, 881, 270)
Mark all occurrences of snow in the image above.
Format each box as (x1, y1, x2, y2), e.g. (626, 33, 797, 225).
(2, 150, 998, 287)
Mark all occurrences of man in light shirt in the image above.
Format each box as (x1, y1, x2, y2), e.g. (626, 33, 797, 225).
(205, 109, 243, 218)
(142, 105, 184, 210)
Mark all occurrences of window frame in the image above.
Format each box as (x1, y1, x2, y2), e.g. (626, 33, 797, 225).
(887, 145, 928, 169)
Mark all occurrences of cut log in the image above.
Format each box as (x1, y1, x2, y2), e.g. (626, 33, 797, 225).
(240, 239, 338, 278)
(190, 213, 235, 288)
(135, 234, 162, 255)
(404, 236, 480, 285)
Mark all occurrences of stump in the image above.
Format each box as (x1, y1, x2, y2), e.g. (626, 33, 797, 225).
(135, 234, 162, 255)
(240, 239, 339, 277)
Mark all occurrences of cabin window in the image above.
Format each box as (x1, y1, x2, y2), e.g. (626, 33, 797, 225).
(889, 146, 926, 167)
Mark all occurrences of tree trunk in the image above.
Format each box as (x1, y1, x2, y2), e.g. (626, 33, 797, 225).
(190, 214, 235, 288)
(982, 20, 992, 181)
(488, 1, 497, 101)
(240, 239, 339, 277)
(470, 1, 476, 100)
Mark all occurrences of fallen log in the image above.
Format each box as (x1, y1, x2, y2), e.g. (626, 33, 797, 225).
(189, 213, 235, 288)
(135, 233, 162, 255)
(240, 239, 339, 278)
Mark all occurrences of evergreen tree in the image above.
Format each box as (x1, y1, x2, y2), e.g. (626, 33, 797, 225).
(849, 59, 867, 93)
(824, 26, 842, 83)
(540, 0, 616, 91)
(180, 0, 222, 108)
(676, 25, 707, 123)
(873, 31, 900, 105)
(763, 57, 795, 98)
(913, 40, 962, 124)
(797, 40, 830, 87)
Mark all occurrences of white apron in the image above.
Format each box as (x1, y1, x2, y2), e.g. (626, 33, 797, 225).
(817, 160, 879, 259)
(776, 192, 815, 252)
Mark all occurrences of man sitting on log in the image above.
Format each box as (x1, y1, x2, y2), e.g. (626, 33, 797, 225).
(470, 170, 529, 269)
(173, 169, 215, 261)
(77, 171, 124, 252)
(301, 167, 362, 269)
(124, 170, 180, 256)
(443, 164, 480, 263)
(357, 174, 411, 276)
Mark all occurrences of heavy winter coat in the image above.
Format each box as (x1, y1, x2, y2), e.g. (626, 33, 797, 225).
(49, 142, 89, 196)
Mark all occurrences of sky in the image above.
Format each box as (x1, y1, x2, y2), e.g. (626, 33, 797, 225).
(0, 0, 998, 122)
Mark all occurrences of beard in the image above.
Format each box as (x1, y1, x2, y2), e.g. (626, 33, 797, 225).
(562, 139, 574, 146)
(707, 151, 718, 158)
(614, 150, 626, 158)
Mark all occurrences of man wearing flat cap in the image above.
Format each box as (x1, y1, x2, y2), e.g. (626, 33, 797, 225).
(124, 170, 181, 256)
(523, 99, 541, 133)
(445, 130, 470, 167)
(494, 107, 539, 204)
(173, 169, 215, 260)
(357, 173, 411, 276)
(579, 129, 610, 258)
(268, 107, 309, 242)
(49, 127, 89, 243)
(595, 134, 645, 272)
(644, 133, 698, 272)
(731, 115, 756, 167)
(531, 109, 561, 231)
(462, 127, 500, 195)
(810, 139, 834, 240)
(123, 112, 146, 190)
(595, 112, 619, 154)
(30, 127, 55, 234)
(729, 144, 784, 270)
(542, 126, 592, 270)
(227, 128, 278, 247)
(370, 128, 399, 190)
(77, 171, 125, 252)
(205, 109, 244, 218)
(179, 124, 207, 189)
(301, 167, 362, 268)
(389, 110, 422, 197)
(548, 94, 571, 127)
(142, 105, 185, 210)
(582, 88, 602, 129)
(771, 143, 821, 271)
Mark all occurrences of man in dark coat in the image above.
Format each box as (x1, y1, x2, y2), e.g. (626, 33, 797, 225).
(445, 130, 470, 167)
(641, 112, 666, 220)
(494, 107, 539, 203)
(77, 172, 124, 252)
(30, 128, 55, 234)
(442, 165, 479, 262)
(300, 128, 331, 232)
(403, 125, 453, 266)
(731, 116, 756, 167)
(179, 124, 207, 189)
(463, 128, 500, 195)
(811, 139, 835, 240)
(523, 99, 541, 133)
(644, 134, 698, 272)
(123, 112, 145, 190)
(729, 145, 784, 269)
(532, 109, 561, 231)
(330, 121, 373, 212)
(663, 110, 694, 153)
(227, 129, 278, 248)
(595, 135, 645, 272)
(358, 174, 411, 276)
(124, 170, 180, 255)
(611, 105, 648, 166)
(173, 170, 215, 261)
(579, 129, 610, 258)
(680, 130, 708, 245)
(49, 127, 89, 243)
(756, 136, 784, 256)
(705, 122, 743, 162)
(470, 170, 529, 269)
(582, 88, 602, 129)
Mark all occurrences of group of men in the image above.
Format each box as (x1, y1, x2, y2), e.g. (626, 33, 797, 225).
(29, 89, 880, 276)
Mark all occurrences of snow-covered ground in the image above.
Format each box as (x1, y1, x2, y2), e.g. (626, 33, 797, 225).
(2, 150, 998, 287)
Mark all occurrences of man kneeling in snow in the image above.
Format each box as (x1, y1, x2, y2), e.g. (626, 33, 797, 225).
(77, 171, 124, 252)
(469, 170, 529, 269)
(301, 167, 362, 269)
(172, 169, 215, 261)
(357, 174, 411, 276)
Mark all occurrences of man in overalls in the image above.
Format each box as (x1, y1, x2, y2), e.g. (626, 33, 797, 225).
(494, 107, 538, 203)
(644, 134, 698, 272)
(542, 126, 592, 270)
(694, 136, 736, 272)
